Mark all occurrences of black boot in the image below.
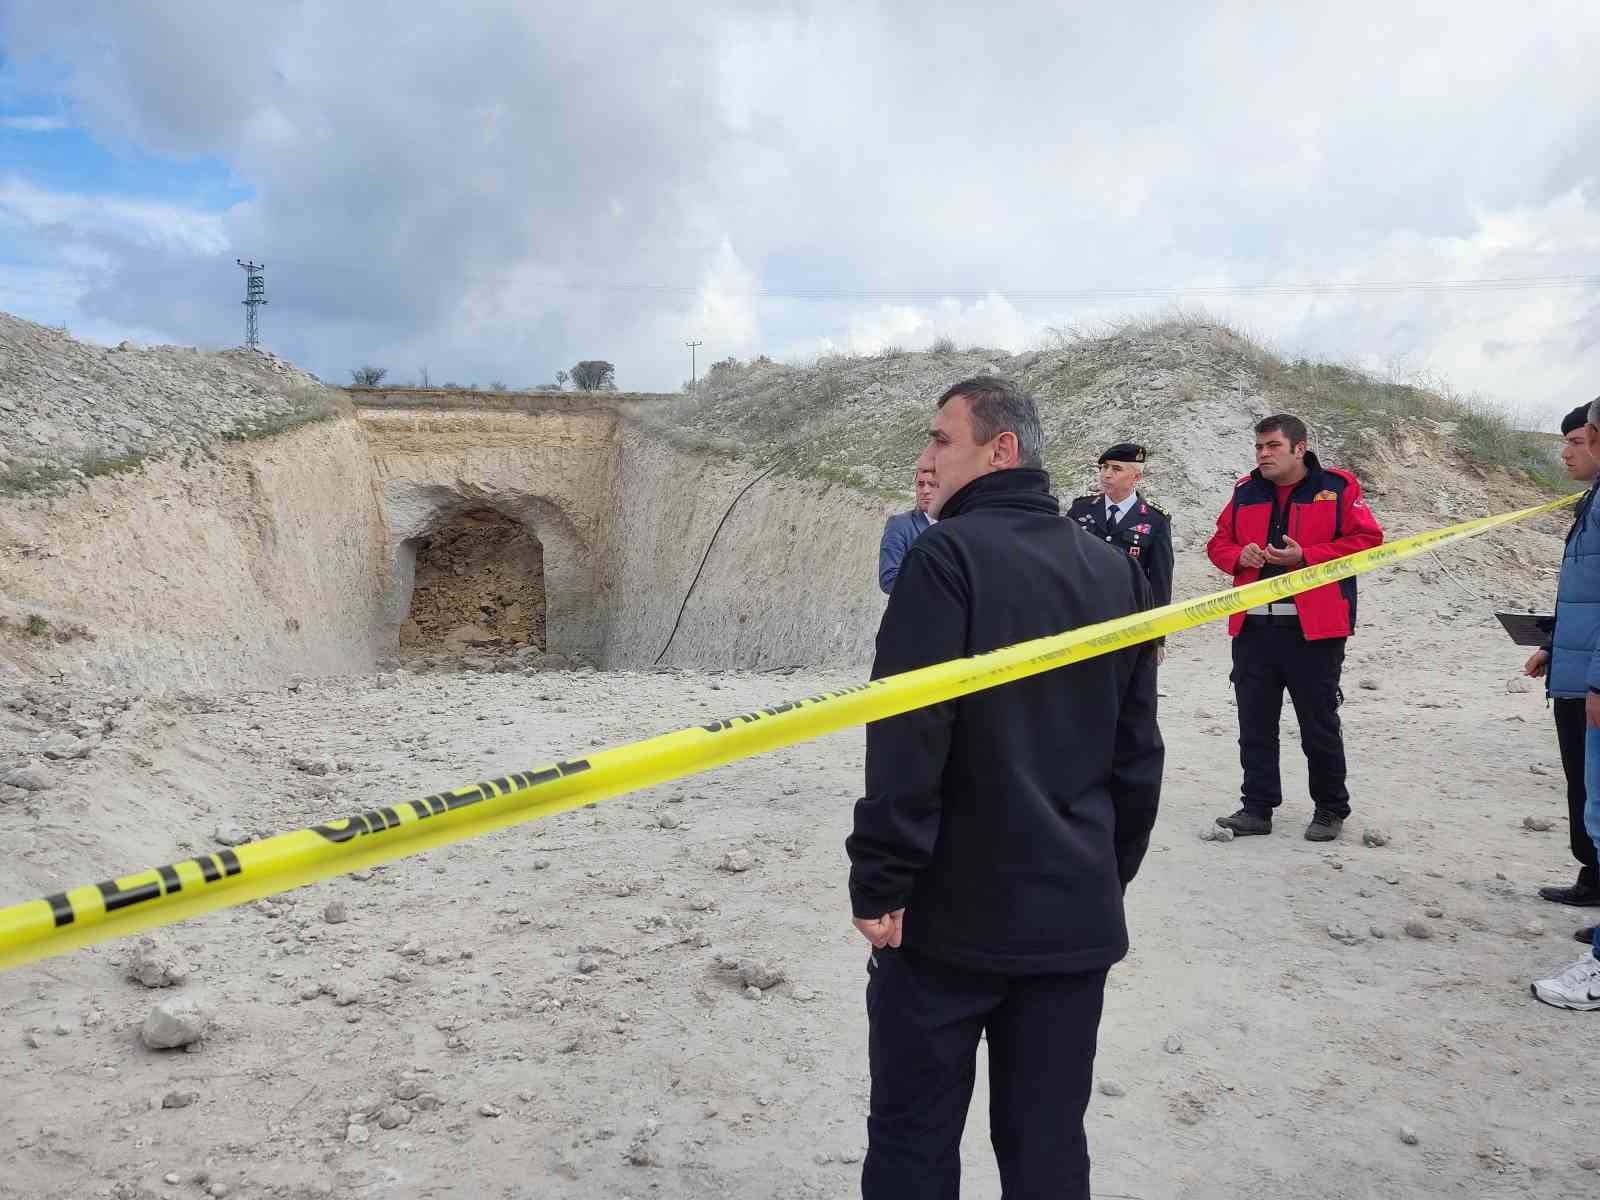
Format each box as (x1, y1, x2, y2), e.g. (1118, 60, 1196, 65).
(1539, 872, 1600, 907)
(1216, 808, 1272, 836)
(1574, 924, 1598, 945)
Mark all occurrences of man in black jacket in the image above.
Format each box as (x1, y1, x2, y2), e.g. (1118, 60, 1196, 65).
(847, 376, 1164, 1200)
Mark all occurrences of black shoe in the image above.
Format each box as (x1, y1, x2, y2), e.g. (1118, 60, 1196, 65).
(1575, 924, 1598, 945)
(1304, 809, 1344, 842)
(1539, 880, 1600, 907)
(1216, 808, 1272, 836)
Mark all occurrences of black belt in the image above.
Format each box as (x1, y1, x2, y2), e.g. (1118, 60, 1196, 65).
(1242, 612, 1302, 628)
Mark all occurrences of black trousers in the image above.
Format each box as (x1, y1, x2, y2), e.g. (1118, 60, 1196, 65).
(862, 947, 1108, 1200)
(1232, 621, 1349, 818)
(1552, 697, 1599, 883)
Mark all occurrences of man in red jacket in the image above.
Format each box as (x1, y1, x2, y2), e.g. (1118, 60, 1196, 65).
(1205, 414, 1384, 841)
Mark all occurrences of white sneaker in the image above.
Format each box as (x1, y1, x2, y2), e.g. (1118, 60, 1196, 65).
(1531, 953, 1600, 1010)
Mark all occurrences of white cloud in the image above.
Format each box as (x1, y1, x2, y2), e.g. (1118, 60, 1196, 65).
(690, 239, 760, 353)
(0, 0, 1593, 414)
(0, 115, 67, 132)
(0, 176, 230, 255)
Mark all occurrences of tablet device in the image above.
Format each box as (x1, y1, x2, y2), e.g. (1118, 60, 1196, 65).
(1495, 611, 1554, 646)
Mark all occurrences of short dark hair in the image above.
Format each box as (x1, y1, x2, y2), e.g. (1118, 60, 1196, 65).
(1561, 404, 1591, 435)
(1255, 413, 1308, 448)
(936, 376, 1044, 468)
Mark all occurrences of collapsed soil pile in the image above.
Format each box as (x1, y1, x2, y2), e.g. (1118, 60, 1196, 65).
(400, 509, 547, 654)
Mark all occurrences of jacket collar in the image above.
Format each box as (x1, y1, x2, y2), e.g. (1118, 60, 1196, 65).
(1569, 481, 1599, 541)
(1250, 450, 1324, 496)
(938, 468, 1059, 521)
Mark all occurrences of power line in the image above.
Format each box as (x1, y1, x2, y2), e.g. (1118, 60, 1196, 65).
(570, 272, 1600, 304)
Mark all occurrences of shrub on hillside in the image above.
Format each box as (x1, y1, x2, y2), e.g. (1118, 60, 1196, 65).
(349, 365, 387, 387)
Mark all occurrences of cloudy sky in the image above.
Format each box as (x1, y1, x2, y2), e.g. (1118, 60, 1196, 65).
(0, 1, 1596, 422)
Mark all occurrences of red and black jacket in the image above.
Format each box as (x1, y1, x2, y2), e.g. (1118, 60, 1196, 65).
(1205, 451, 1384, 640)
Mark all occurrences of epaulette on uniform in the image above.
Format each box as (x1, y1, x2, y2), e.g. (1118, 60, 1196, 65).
(1144, 499, 1170, 518)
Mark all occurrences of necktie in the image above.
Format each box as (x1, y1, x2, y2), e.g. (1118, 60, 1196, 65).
(1107, 501, 1120, 529)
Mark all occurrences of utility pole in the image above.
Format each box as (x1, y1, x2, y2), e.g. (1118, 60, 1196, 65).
(685, 340, 702, 392)
(236, 259, 266, 349)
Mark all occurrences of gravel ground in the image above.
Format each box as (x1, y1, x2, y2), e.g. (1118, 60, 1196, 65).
(3, 593, 1599, 1198)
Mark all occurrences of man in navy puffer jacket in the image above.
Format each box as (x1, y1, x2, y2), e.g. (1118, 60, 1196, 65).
(1532, 395, 1600, 1011)
(1524, 403, 1600, 912)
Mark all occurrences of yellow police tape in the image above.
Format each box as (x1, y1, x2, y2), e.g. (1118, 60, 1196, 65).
(0, 491, 1580, 972)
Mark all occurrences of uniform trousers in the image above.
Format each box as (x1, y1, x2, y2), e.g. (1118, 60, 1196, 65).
(862, 946, 1108, 1200)
(1553, 696, 1600, 884)
(1231, 619, 1350, 818)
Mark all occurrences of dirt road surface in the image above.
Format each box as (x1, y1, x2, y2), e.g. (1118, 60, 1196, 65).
(3, 591, 1597, 1198)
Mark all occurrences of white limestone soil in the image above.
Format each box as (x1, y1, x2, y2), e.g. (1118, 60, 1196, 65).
(3, 601, 1598, 1199)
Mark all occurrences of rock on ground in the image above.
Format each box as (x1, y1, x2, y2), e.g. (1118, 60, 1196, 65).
(737, 959, 786, 990)
(126, 937, 191, 989)
(1, 764, 54, 791)
(140, 997, 208, 1050)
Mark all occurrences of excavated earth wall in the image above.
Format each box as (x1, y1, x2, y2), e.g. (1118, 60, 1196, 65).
(599, 424, 889, 669)
(0, 416, 389, 692)
(0, 390, 894, 691)
(359, 399, 891, 671)
(358, 401, 622, 665)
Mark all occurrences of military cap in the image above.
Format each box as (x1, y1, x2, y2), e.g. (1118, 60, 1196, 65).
(1098, 442, 1147, 465)
(1561, 404, 1591, 435)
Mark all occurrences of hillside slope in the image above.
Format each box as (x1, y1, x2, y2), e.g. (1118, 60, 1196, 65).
(626, 319, 1568, 551)
(0, 313, 346, 495)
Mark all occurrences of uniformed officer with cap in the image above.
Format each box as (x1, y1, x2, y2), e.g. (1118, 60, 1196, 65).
(1066, 443, 1174, 612)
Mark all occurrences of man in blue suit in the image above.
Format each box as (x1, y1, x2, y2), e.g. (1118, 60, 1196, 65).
(878, 467, 937, 594)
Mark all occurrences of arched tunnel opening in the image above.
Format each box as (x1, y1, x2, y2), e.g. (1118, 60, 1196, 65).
(398, 509, 546, 654)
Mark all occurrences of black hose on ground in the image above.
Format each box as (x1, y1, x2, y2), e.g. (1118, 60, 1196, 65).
(653, 459, 784, 666)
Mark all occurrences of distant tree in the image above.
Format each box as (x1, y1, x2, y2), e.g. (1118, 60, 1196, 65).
(489, 380, 508, 392)
(350, 365, 387, 387)
(570, 360, 616, 391)
(418, 364, 430, 388)
(555, 370, 569, 390)
(929, 335, 956, 354)
(441, 380, 460, 388)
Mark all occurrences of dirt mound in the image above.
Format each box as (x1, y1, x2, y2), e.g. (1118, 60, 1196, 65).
(629, 319, 1566, 545)
(0, 311, 346, 495)
(401, 509, 547, 654)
